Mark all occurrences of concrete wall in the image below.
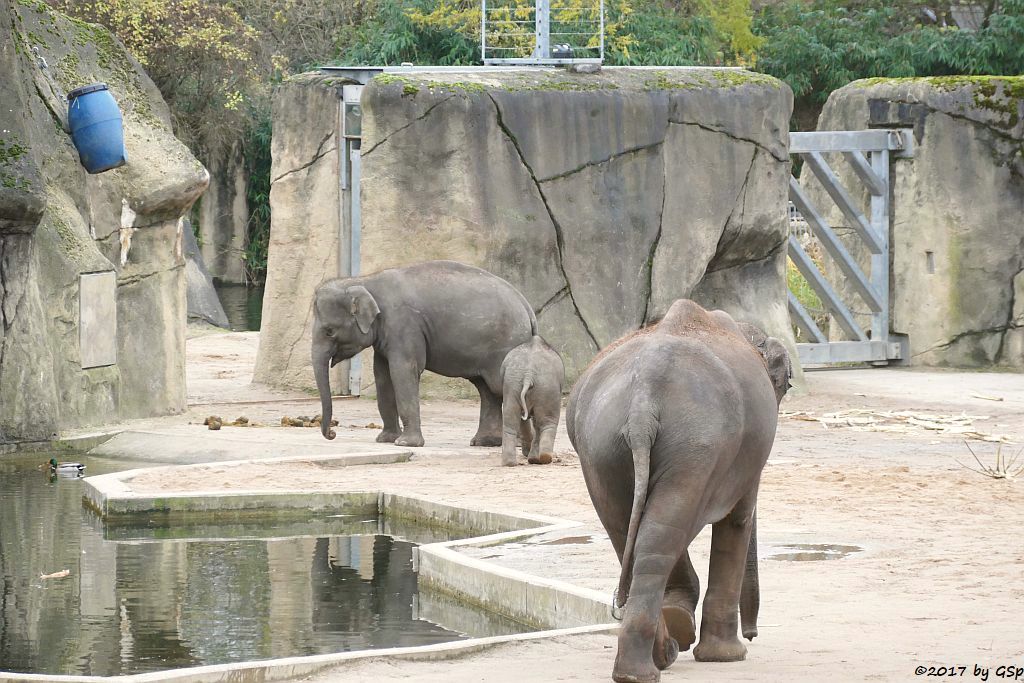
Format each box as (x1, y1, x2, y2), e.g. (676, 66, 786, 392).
(811, 77, 1024, 368)
(0, 0, 208, 444)
(256, 67, 796, 395)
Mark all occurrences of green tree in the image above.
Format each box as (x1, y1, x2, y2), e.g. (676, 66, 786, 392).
(753, 0, 1024, 128)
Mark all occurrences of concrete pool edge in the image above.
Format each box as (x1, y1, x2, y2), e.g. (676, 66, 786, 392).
(34, 460, 619, 683)
(0, 623, 619, 683)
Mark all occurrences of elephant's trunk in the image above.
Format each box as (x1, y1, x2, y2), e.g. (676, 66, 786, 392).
(313, 345, 336, 440)
(740, 510, 759, 640)
(614, 438, 651, 615)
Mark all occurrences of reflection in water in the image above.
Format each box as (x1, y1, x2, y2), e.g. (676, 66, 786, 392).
(212, 283, 264, 331)
(0, 455, 530, 675)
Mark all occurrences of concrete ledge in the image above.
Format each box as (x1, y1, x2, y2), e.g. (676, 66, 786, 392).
(48, 460, 618, 683)
(0, 624, 616, 683)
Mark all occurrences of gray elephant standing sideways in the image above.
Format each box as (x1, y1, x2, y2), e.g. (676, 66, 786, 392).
(566, 299, 792, 683)
(311, 261, 536, 446)
(500, 336, 565, 466)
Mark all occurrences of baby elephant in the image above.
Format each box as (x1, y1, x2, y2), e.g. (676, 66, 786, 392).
(500, 336, 565, 466)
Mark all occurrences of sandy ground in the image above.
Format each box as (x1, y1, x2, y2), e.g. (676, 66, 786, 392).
(111, 330, 1024, 682)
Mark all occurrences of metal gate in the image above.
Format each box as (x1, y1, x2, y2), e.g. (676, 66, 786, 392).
(787, 129, 913, 366)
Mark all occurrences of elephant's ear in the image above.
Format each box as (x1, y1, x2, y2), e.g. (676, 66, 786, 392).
(762, 337, 793, 402)
(348, 286, 380, 334)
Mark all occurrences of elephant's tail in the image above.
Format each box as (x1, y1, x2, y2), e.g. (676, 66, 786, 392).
(615, 412, 655, 615)
(519, 376, 532, 420)
(740, 509, 759, 640)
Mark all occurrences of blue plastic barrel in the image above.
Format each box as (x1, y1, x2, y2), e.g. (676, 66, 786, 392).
(67, 83, 127, 174)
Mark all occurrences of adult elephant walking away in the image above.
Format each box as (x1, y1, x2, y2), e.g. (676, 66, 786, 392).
(312, 261, 536, 446)
(566, 299, 792, 683)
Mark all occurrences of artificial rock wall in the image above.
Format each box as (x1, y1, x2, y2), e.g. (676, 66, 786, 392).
(197, 142, 249, 284)
(256, 67, 796, 394)
(813, 78, 1024, 367)
(0, 0, 208, 444)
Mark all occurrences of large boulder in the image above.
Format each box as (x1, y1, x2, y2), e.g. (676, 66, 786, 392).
(811, 77, 1024, 368)
(0, 0, 208, 443)
(256, 67, 796, 396)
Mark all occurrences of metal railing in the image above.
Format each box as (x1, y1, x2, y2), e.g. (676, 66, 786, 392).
(482, 0, 604, 65)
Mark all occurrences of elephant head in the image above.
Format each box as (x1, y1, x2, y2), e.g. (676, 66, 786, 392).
(311, 281, 381, 439)
(736, 322, 793, 404)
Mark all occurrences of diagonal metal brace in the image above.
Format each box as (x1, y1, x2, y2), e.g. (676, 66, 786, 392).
(804, 152, 883, 254)
(788, 236, 867, 341)
(789, 179, 883, 313)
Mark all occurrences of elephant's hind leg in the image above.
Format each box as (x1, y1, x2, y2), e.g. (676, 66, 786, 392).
(614, 489, 702, 683)
(470, 377, 503, 447)
(662, 550, 700, 651)
(693, 493, 757, 663)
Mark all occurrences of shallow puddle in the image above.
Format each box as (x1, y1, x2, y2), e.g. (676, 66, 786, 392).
(767, 543, 863, 561)
(539, 535, 593, 545)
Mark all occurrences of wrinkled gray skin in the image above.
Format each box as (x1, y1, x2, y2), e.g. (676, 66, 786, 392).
(566, 299, 792, 683)
(312, 261, 536, 446)
(499, 336, 565, 467)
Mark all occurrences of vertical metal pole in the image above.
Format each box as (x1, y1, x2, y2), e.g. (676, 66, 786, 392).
(869, 148, 890, 358)
(338, 98, 348, 278)
(535, 0, 549, 59)
(599, 0, 604, 61)
(348, 147, 363, 395)
(481, 0, 487, 63)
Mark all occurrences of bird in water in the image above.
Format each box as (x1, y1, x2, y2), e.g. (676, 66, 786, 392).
(48, 458, 85, 477)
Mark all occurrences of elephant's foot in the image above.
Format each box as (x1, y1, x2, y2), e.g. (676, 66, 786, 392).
(376, 430, 401, 443)
(395, 432, 425, 447)
(661, 604, 696, 652)
(652, 627, 679, 671)
(470, 434, 502, 447)
(527, 452, 553, 465)
(613, 628, 662, 683)
(612, 657, 660, 683)
(693, 634, 747, 662)
(500, 451, 518, 467)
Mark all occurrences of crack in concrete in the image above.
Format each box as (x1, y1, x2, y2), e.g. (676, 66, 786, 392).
(641, 160, 668, 325)
(486, 93, 600, 350)
(704, 150, 758, 272)
(117, 263, 183, 287)
(993, 263, 1023, 365)
(536, 286, 570, 319)
(670, 120, 788, 163)
(538, 141, 665, 183)
(705, 237, 787, 275)
(913, 322, 1023, 357)
(361, 94, 458, 157)
(271, 132, 336, 184)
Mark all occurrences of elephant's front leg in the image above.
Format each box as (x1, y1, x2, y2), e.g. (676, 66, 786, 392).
(470, 378, 503, 447)
(388, 358, 425, 447)
(372, 355, 402, 443)
(693, 494, 757, 663)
